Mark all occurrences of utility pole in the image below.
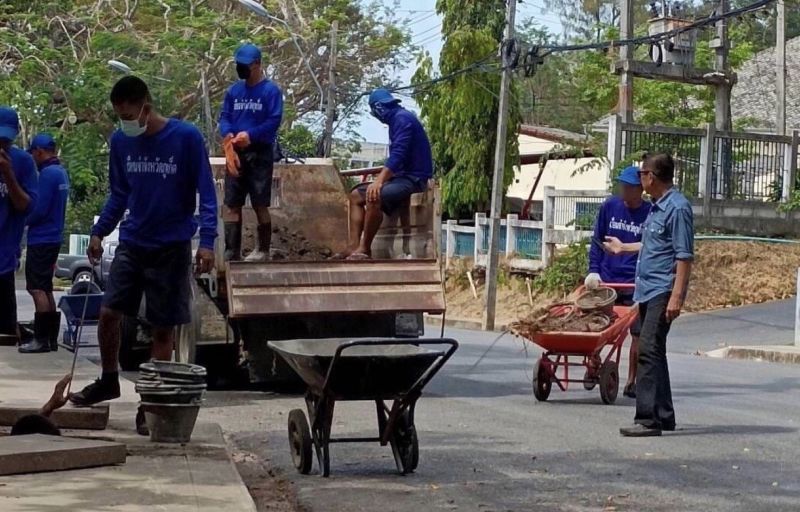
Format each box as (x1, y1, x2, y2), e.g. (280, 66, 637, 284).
(712, 0, 731, 131)
(322, 20, 338, 158)
(482, 0, 516, 331)
(776, 0, 786, 135)
(618, 0, 634, 122)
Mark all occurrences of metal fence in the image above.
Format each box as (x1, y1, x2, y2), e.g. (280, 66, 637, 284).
(620, 124, 703, 198)
(711, 132, 789, 201)
(553, 195, 604, 230)
(610, 117, 799, 204)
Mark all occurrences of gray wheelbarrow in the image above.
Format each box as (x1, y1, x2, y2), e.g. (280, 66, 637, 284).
(268, 338, 458, 477)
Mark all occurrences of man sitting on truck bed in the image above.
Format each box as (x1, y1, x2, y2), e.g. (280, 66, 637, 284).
(338, 89, 433, 260)
(69, 77, 217, 428)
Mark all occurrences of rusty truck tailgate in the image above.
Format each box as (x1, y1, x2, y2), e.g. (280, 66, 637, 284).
(226, 259, 445, 318)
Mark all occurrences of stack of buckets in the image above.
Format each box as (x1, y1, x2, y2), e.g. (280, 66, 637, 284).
(136, 361, 207, 443)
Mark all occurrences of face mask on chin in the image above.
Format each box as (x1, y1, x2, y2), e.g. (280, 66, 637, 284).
(236, 63, 251, 80)
(119, 105, 148, 137)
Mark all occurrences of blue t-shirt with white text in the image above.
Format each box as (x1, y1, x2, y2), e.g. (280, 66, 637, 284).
(588, 195, 651, 285)
(27, 158, 69, 246)
(0, 146, 38, 274)
(91, 119, 218, 250)
(218, 79, 283, 146)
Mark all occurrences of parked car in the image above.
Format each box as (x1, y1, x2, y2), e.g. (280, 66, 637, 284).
(55, 241, 116, 287)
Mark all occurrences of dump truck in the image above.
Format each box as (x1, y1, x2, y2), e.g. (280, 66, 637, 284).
(118, 158, 446, 386)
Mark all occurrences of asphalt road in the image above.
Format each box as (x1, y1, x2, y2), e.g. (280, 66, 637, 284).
(15, 292, 800, 511)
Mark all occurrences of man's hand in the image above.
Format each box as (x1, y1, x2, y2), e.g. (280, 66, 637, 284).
(666, 295, 684, 322)
(41, 374, 72, 417)
(87, 235, 104, 265)
(603, 236, 624, 255)
(232, 131, 251, 149)
(195, 248, 215, 275)
(584, 273, 601, 290)
(366, 180, 383, 203)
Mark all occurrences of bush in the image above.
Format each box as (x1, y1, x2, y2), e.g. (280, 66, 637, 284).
(532, 240, 589, 296)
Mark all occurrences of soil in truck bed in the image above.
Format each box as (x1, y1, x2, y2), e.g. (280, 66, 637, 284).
(242, 225, 333, 261)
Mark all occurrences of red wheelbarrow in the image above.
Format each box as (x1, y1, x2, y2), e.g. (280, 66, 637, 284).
(519, 284, 638, 405)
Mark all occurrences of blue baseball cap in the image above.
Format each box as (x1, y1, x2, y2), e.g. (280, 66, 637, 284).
(0, 106, 19, 142)
(28, 133, 57, 152)
(235, 43, 262, 65)
(368, 88, 401, 107)
(616, 165, 642, 186)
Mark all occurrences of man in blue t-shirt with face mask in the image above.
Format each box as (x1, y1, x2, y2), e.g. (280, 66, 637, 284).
(0, 107, 38, 338)
(70, 78, 218, 435)
(585, 166, 651, 398)
(218, 43, 283, 263)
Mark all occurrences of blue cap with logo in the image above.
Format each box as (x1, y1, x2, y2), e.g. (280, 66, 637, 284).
(235, 43, 262, 65)
(616, 165, 641, 186)
(0, 106, 19, 142)
(368, 88, 401, 107)
(28, 133, 57, 152)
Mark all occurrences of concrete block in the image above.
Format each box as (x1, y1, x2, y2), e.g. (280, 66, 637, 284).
(0, 403, 109, 430)
(0, 434, 126, 475)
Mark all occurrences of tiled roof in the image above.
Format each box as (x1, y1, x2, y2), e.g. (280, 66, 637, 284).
(731, 36, 800, 131)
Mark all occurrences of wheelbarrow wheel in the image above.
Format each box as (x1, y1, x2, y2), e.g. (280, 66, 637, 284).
(532, 358, 552, 402)
(288, 409, 313, 474)
(582, 370, 597, 391)
(390, 410, 419, 474)
(599, 362, 619, 405)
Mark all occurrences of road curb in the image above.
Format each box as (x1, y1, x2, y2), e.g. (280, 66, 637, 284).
(705, 345, 800, 365)
(425, 315, 509, 333)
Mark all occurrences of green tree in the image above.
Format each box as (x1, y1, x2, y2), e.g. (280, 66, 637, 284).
(412, 0, 520, 217)
(0, 0, 412, 232)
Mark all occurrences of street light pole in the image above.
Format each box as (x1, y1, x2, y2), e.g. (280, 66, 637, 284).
(482, 0, 516, 332)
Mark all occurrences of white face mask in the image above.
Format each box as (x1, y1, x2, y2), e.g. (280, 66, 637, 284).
(119, 105, 148, 137)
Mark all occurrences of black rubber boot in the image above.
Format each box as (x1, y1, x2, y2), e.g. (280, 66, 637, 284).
(224, 222, 242, 262)
(48, 311, 61, 352)
(18, 313, 51, 354)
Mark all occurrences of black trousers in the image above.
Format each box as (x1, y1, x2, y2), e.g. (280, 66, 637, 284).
(634, 292, 676, 430)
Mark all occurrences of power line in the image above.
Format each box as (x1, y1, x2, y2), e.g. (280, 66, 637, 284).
(412, 22, 443, 42)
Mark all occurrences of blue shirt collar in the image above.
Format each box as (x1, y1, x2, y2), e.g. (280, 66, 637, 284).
(652, 187, 676, 211)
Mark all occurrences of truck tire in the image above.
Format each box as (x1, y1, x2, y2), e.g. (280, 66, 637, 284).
(120, 315, 150, 372)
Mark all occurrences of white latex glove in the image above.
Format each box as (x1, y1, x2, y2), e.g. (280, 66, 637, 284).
(584, 273, 601, 290)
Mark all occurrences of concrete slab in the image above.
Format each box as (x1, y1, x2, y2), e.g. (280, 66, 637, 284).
(706, 344, 800, 364)
(0, 403, 109, 430)
(0, 434, 126, 475)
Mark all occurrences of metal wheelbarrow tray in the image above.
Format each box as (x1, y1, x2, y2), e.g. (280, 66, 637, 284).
(268, 337, 458, 477)
(58, 294, 103, 350)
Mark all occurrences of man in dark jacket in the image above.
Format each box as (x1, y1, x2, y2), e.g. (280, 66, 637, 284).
(341, 89, 433, 259)
(19, 133, 70, 353)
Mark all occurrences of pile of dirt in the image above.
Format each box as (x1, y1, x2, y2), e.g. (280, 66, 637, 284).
(685, 241, 800, 311)
(445, 240, 800, 324)
(242, 225, 332, 261)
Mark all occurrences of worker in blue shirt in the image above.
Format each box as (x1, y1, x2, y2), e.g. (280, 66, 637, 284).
(604, 153, 694, 437)
(70, 77, 218, 434)
(0, 107, 38, 337)
(219, 43, 283, 262)
(585, 166, 651, 398)
(19, 133, 70, 354)
(339, 89, 433, 259)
